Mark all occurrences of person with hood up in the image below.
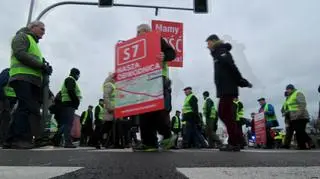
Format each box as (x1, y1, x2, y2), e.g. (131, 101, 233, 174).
(3, 21, 52, 149)
(206, 34, 252, 152)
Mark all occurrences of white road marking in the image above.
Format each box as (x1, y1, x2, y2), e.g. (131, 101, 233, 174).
(0, 166, 82, 179)
(30, 146, 93, 151)
(88, 148, 133, 152)
(177, 167, 320, 179)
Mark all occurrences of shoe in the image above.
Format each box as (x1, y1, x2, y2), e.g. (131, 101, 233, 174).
(64, 143, 77, 148)
(6, 141, 34, 149)
(2, 142, 12, 149)
(219, 144, 240, 152)
(132, 143, 158, 152)
(160, 134, 177, 150)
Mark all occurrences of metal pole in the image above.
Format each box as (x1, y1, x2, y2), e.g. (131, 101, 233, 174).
(35, 1, 194, 21)
(27, 0, 36, 25)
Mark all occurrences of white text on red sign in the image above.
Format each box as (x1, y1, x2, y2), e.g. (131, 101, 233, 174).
(117, 39, 147, 66)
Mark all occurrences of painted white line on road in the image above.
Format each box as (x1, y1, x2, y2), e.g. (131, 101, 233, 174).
(0, 166, 83, 179)
(88, 149, 133, 152)
(170, 149, 218, 153)
(177, 167, 320, 179)
(243, 149, 320, 153)
(30, 146, 94, 151)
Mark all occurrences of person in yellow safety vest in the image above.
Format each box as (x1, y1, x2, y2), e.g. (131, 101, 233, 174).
(53, 68, 81, 148)
(284, 84, 312, 150)
(103, 72, 117, 149)
(171, 110, 181, 149)
(93, 99, 106, 149)
(202, 91, 221, 148)
(4, 21, 54, 150)
(233, 97, 246, 149)
(134, 24, 177, 152)
(281, 91, 293, 149)
(79, 105, 94, 146)
(274, 130, 285, 148)
(0, 68, 17, 146)
(257, 97, 279, 149)
(182, 87, 207, 148)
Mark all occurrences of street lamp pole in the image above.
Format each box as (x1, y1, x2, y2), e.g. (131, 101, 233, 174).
(27, 0, 36, 25)
(35, 1, 194, 21)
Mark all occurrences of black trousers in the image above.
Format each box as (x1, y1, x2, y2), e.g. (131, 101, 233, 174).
(80, 124, 93, 146)
(0, 97, 17, 144)
(6, 80, 41, 143)
(139, 110, 171, 147)
(291, 119, 310, 149)
(115, 120, 131, 147)
(92, 121, 113, 146)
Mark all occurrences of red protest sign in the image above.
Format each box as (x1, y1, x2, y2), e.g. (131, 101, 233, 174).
(114, 31, 164, 118)
(152, 20, 183, 67)
(254, 112, 267, 145)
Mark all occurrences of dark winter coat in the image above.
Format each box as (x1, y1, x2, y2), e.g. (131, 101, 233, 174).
(211, 43, 251, 98)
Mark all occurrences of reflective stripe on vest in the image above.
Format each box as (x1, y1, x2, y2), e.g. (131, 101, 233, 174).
(181, 121, 186, 125)
(263, 103, 276, 121)
(173, 116, 180, 129)
(3, 85, 16, 97)
(10, 34, 43, 79)
(162, 61, 169, 77)
(233, 100, 244, 121)
(82, 111, 88, 125)
(202, 97, 216, 119)
(285, 90, 300, 112)
(182, 94, 194, 114)
(97, 104, 105, 120)
(61, 76, 82, 102)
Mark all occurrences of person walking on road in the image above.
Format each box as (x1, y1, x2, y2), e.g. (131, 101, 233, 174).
(3, 21, 52, 149)
(182, 87, 207, 148)
(202, 91, 221, 148)
(171, 110, 181, 149)
(206, 34, 252, 152)
(283, 84, 311, 150)
(53, 68, 81, 148)
(0, 68, 17, 146)
(103, 72, 117, 148)
(79, 105, 94, 146)
(134, 24, 177, 152)
(257, 97, 279, 149)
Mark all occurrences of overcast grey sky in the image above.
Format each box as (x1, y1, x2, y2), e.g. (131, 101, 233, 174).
(1, 0, 320, 127)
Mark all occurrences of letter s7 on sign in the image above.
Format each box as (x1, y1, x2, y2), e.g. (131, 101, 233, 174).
(152, 20, 183, 67)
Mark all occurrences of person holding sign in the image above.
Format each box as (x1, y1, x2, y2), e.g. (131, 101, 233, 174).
(134, 24, 177, 152)
(206, 34, 252, 152)
(257, 97, 279, 149)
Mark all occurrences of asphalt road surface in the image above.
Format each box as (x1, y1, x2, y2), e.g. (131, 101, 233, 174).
(1, 147, 320, 179)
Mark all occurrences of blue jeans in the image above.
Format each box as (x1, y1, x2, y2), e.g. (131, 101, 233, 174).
(184, 115, 207, 148)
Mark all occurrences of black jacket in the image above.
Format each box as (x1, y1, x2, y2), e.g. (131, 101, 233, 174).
(161, 38, 176, 112)
(62, 75, 80, 109)
(211, 43, 250, 98)
(80, 110, 93, 126)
